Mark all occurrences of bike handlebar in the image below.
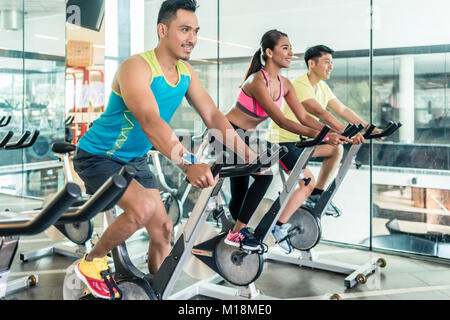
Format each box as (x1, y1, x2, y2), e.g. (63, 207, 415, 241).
(0, 182, 81, 236)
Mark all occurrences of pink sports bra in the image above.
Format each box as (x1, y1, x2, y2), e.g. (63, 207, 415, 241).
(236, 69, 284, 119)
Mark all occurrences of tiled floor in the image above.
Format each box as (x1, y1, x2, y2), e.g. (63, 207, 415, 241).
(5, 221, 450, 301)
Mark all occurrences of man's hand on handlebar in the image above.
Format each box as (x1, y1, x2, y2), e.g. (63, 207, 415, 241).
(326, 132, 350, 146)
(371, 128, 386, 141)
(185, 163, 218, 189)
(350, 132, 366, 145)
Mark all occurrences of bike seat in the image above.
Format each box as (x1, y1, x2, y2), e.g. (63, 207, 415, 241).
(52, 142, 77, 154)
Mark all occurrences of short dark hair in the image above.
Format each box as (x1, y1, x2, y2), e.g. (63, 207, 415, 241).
(304, 45, 334, 69)
(157, 0, 199, 26)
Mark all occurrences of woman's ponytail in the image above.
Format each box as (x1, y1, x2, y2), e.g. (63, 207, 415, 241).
(243, 48, 264, 81)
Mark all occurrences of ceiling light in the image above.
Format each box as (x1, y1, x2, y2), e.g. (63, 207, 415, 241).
(34, 34, 59, 41)
(0, 9, 23, 31)
(198, 36, 253, 50)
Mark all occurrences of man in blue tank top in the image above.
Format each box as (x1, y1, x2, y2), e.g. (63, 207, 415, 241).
(73, 0, 256, 299)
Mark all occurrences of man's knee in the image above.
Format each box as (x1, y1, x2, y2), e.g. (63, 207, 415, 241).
(128, 198, 157, 228)
(323, 144, 344, 164)
(161, 220, 173, 242)
(335, 144, 344, 159)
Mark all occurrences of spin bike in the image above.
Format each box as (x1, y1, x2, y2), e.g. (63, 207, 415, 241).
(0, 127, 42, 296)
(170, 125, 346, 300)
(20, 143, 150, 263)
(149, 129, 229, 231)
(148, 129, 212, 227)
(63, 145, 285, 300)
(1, 162, 135, 297)
(19, 142, 95, 262)
(266, 121, 402, 289)
(0, 182, 81, 299)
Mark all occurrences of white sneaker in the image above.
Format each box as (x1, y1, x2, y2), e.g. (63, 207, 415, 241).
(271, 223, 293, 254)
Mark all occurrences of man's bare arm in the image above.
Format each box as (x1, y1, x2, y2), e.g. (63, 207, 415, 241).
(300, 98, 346, 133)
(118, 56, 188, 167)
(283, 79, 332, 132)
(327, 98, 367, 127)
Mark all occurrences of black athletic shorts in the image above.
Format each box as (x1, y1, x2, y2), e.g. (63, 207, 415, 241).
(277, 142, 305, 173)
(73, 148, 158, 197)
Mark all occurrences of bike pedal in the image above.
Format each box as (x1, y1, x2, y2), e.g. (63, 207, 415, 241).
(212, 208, 225, 220)
(303, 177, 312, 186)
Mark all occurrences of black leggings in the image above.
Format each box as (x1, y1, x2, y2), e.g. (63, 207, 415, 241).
(227, 122, 273, 225)
(229, 173, 273, 224)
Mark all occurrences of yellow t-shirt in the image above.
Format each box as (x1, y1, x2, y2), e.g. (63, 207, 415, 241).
(266, 73, 336, 143)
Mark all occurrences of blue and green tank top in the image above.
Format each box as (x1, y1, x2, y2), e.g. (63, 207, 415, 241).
(78, 49, 191, 162)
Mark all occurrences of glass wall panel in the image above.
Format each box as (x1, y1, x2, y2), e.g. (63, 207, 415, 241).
(372, 0, 450, 259)
(219, 0, 372, 246)
(101, 0, 450, 261)
(0, 0, 24, 189)
(170, 0, 219, 135)
(0, 0, 66, 199)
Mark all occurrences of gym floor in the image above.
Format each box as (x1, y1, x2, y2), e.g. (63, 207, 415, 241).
(5, 213, 450, 301)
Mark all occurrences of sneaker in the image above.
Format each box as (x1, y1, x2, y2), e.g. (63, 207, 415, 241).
(303, 194, 342, 217)
(271, 223, 293, 254)
(75, 254, 122, 300)
(224, 228, 262, 252)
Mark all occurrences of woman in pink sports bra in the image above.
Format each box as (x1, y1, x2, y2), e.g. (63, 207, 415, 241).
(223, 29, 347, 251)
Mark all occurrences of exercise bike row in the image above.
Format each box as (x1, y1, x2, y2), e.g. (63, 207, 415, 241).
(0, 122, 401, 300)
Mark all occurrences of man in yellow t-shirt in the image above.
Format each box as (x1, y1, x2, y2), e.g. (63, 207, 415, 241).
(268, 45, 371, 253)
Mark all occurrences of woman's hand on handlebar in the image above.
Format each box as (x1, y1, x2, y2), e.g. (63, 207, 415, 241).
(185, 163, 218, 189)
(326, 132, 350, 146)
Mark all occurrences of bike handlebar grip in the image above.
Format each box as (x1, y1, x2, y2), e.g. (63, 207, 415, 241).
(344, 124, 362, 138)
(0, 131, 14, 148)
(118, 164, 137, 186)
(0, 182, 82, 236)
(0, 115, 12, 127)
(315, 125, 331, 142)
(363, 124, 376, 139)
(342, 123, 354, 135)
(65, 115, 74, 126)
(58, 174, 128, 223)
(210, 163, 224, 178)
(5, 131, 31, 149)
(367, 121, 400, 139)
(295, 125, 330, 149)
(342, 123, 356, 137)
(7, 130, 40, 150)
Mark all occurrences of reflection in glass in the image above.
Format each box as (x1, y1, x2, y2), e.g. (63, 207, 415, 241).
(0, 0, 66, 199)
(372, 0, 450, 259)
